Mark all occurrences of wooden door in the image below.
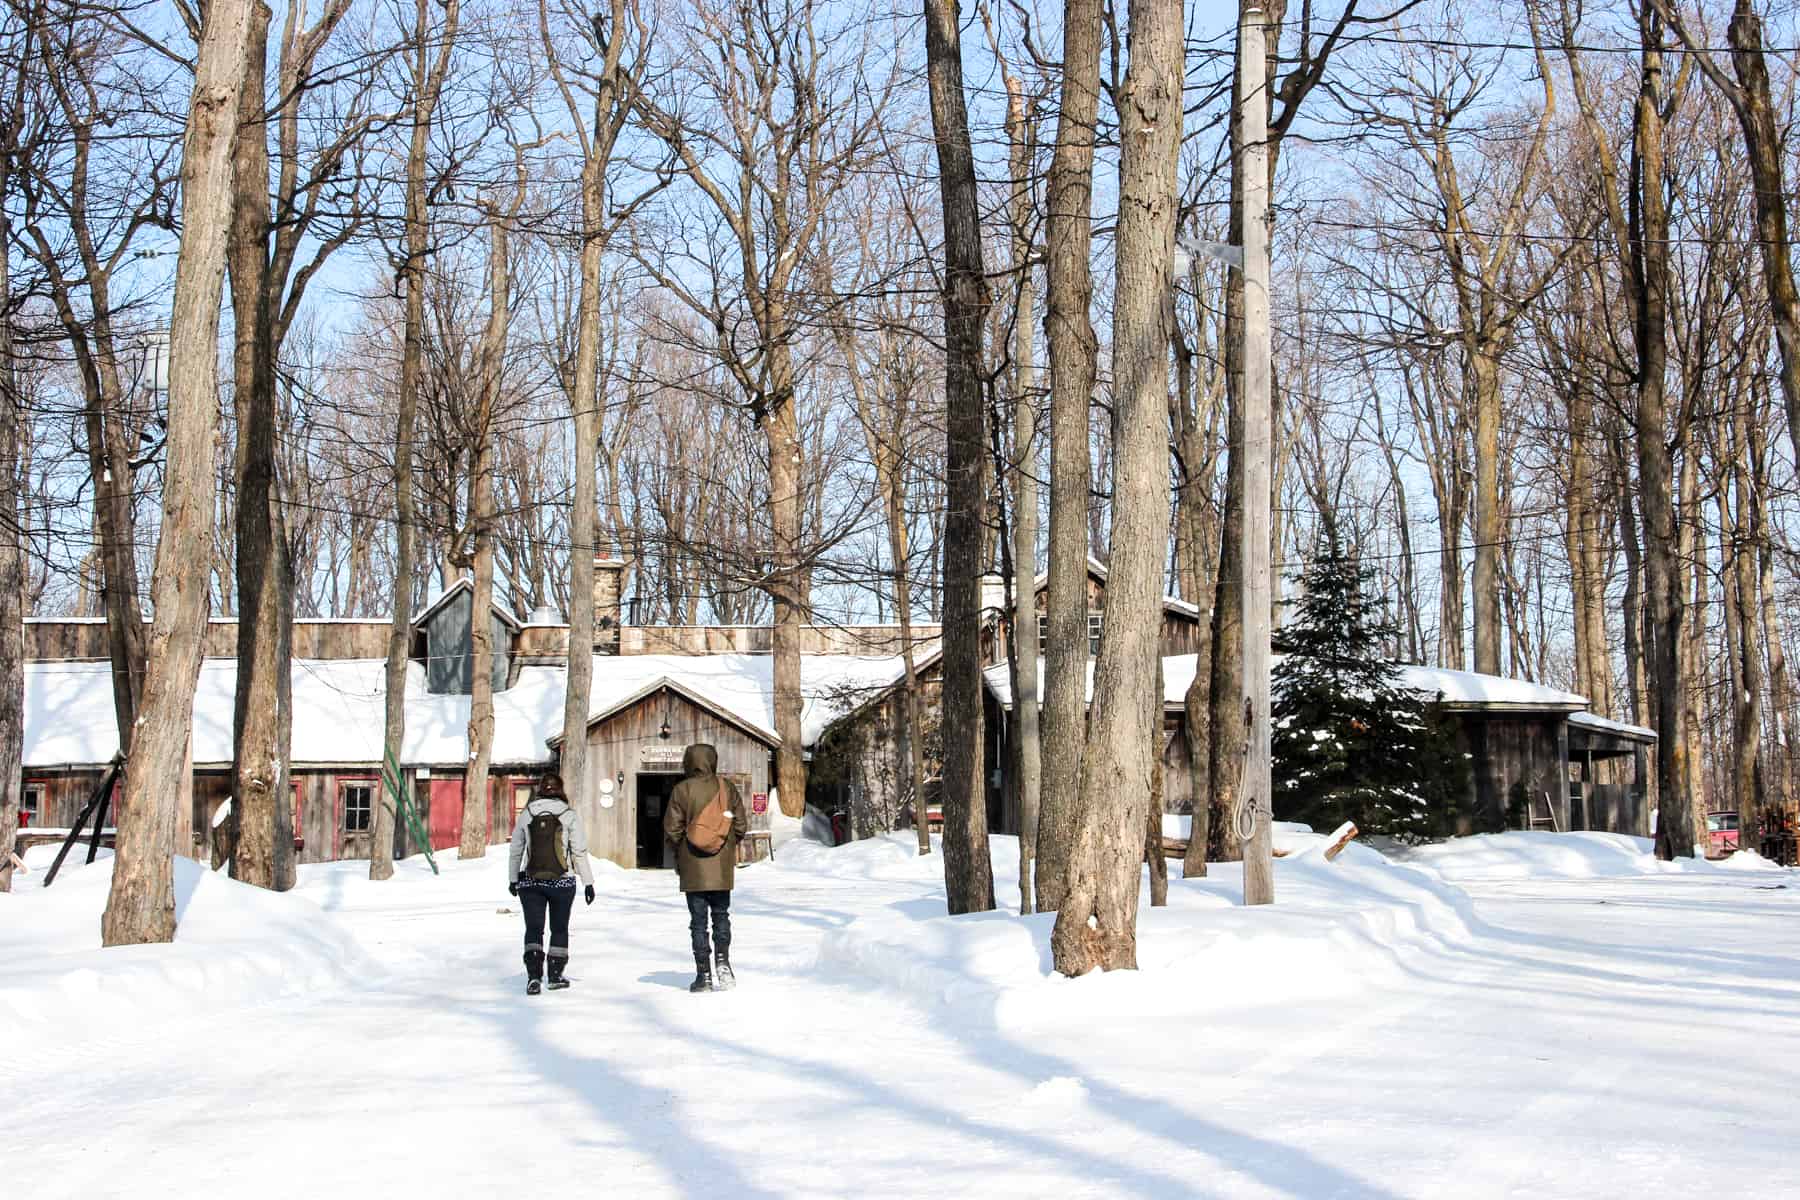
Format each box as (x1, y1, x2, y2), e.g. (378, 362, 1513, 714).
(428, 778, 463, 850)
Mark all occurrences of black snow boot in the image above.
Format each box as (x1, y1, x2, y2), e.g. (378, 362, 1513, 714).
(689, 955, 712, 993)
(524, 946, 545, 996)
(713, 946, 735, 991)
(547, 954, 570, 991)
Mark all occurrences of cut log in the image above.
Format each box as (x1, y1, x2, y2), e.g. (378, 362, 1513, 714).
(1323, 821, 1359, 862)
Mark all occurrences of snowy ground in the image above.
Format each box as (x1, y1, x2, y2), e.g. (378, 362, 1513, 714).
(4, 829, 1798, 1199)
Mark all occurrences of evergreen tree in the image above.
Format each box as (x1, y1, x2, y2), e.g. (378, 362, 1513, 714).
(1272, 546, 1470, 841)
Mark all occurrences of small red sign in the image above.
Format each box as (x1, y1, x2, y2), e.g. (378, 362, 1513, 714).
(752, 793, 768, 815)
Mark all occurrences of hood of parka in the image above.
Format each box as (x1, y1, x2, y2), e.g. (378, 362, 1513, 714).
(681, 743, 718, 778)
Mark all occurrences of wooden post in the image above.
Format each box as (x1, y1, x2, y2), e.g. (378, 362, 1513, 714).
(1238, 3, 1274, 906)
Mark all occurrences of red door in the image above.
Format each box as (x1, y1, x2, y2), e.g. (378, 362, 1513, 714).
(428, 779, 463, 851)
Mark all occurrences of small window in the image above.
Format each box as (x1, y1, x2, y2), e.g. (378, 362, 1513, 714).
(1037, 613, 1106, 655)
(21, 782, 43, 826)
(342, 782, 373, 834)
(512, 783, 532, 821)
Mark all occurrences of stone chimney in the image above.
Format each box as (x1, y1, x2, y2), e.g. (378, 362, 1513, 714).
(593, 554, 624, 653)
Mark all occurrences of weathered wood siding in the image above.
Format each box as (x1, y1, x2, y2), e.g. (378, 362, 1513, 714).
(20, 769, 110, 830)
(423, 591, 511, 695)
(579, 687, 773, 869)
(1462, 714, 1571, 833)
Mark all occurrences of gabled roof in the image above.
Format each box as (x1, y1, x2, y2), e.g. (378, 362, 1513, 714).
(411, 576, 522, 631)
(551, 676, 781, 749)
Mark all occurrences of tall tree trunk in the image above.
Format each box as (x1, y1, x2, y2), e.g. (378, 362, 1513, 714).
(1035, 0, 1102, 914)
(1681, 444, 1707, 846)
(764, 358, 808, 818)
(1618, 447, 1647, 731)
(1751, 411, 1795, 825)
(91, 370, 147, 752)
(561, 151, 604, 835)
(1727, 413, 1763, 848)
(1004, 71, 1042, 912)
(891, 501, 933, 859)
(0, 133, 21, 893)
(104, 0, 254, 944)
(1469, 350, 1503, 676)
(923, 0, 994, 914)
(1051, 0, 1180, 974)
(462, 204, 508, 861)
(1145, 658, 1168, 906)
(374, 0, 458, 879)
(1207, 2, 1287, 864)
(1176, 295, 1216, 878)
(228, 1, 296, 890)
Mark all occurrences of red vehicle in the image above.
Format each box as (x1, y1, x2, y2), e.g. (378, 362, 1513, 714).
(1706, 811, 1740, 858)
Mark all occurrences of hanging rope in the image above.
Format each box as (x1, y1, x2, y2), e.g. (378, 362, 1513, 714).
(1234, 696, 1258, 844)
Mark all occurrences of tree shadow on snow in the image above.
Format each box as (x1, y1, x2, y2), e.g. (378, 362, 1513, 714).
(621, 972, 1404, 1200)
(479, 988, 788, 1199)
(636, 970, 695, 990)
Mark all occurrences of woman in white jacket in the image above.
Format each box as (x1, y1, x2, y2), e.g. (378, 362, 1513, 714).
(507, 772, 595, 994)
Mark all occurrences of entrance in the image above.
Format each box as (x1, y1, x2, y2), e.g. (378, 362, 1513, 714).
(636, 773, 680, 868)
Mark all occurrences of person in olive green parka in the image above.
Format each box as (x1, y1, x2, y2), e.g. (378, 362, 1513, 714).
(663, 742, 748, 991)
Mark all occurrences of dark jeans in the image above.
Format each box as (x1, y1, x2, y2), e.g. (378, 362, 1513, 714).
(687, 890, 731, 960)
(521, 882, 575, 960)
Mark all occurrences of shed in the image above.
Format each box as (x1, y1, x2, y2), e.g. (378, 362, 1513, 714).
(553, 678, 777, 870)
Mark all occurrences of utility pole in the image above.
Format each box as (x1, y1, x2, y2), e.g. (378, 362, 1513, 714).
(1238, 1, 1274, 906)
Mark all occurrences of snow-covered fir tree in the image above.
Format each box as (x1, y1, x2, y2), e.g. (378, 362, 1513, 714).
(1272, 545, 1469, 841)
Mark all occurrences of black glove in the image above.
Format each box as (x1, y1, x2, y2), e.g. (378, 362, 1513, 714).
(584, 885, 595, 906)
(508, 880, 519, 897)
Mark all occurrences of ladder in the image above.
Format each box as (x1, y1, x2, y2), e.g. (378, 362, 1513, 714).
(383, 748, 438, 875)
(1528, 789, 1562, 833)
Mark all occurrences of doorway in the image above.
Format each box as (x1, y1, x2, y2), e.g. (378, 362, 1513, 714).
(636, 773, 680, 868)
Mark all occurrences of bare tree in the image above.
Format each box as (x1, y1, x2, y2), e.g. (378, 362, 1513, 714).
(374, 0, 460, 881)
(103, 0, 257, 945)
(539, 0, 654, 832)
(14, 3, 173, 753)
(923, 0, 994, 913)
(1556, 0, 1696, 857)
(1050, 0, 1181, 974)
(227, 0, 369, 890)
(633, 0, 894, 818)
(461, 147, 529, 861)
(1036, 0, 1103, 914)
(0, 9, 27, 893)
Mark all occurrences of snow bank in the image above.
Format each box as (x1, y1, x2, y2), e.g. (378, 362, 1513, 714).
(808, 833, 1474, 1029)
(0, 855, 372, 1047)
(1404, 831, 1788, 882)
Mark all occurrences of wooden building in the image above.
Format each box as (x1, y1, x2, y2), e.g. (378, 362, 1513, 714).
(809, 560, 1654, 843)
(553, 679, 777, 869)
(19, 555, 905, 872)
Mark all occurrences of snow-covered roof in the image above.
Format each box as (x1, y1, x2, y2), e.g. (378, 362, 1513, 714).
(981, 654, 1589, 713)
(1567, 711, 1656, 741)
(24, 653, 909, 771)
(1382, 662, 1586, 710)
